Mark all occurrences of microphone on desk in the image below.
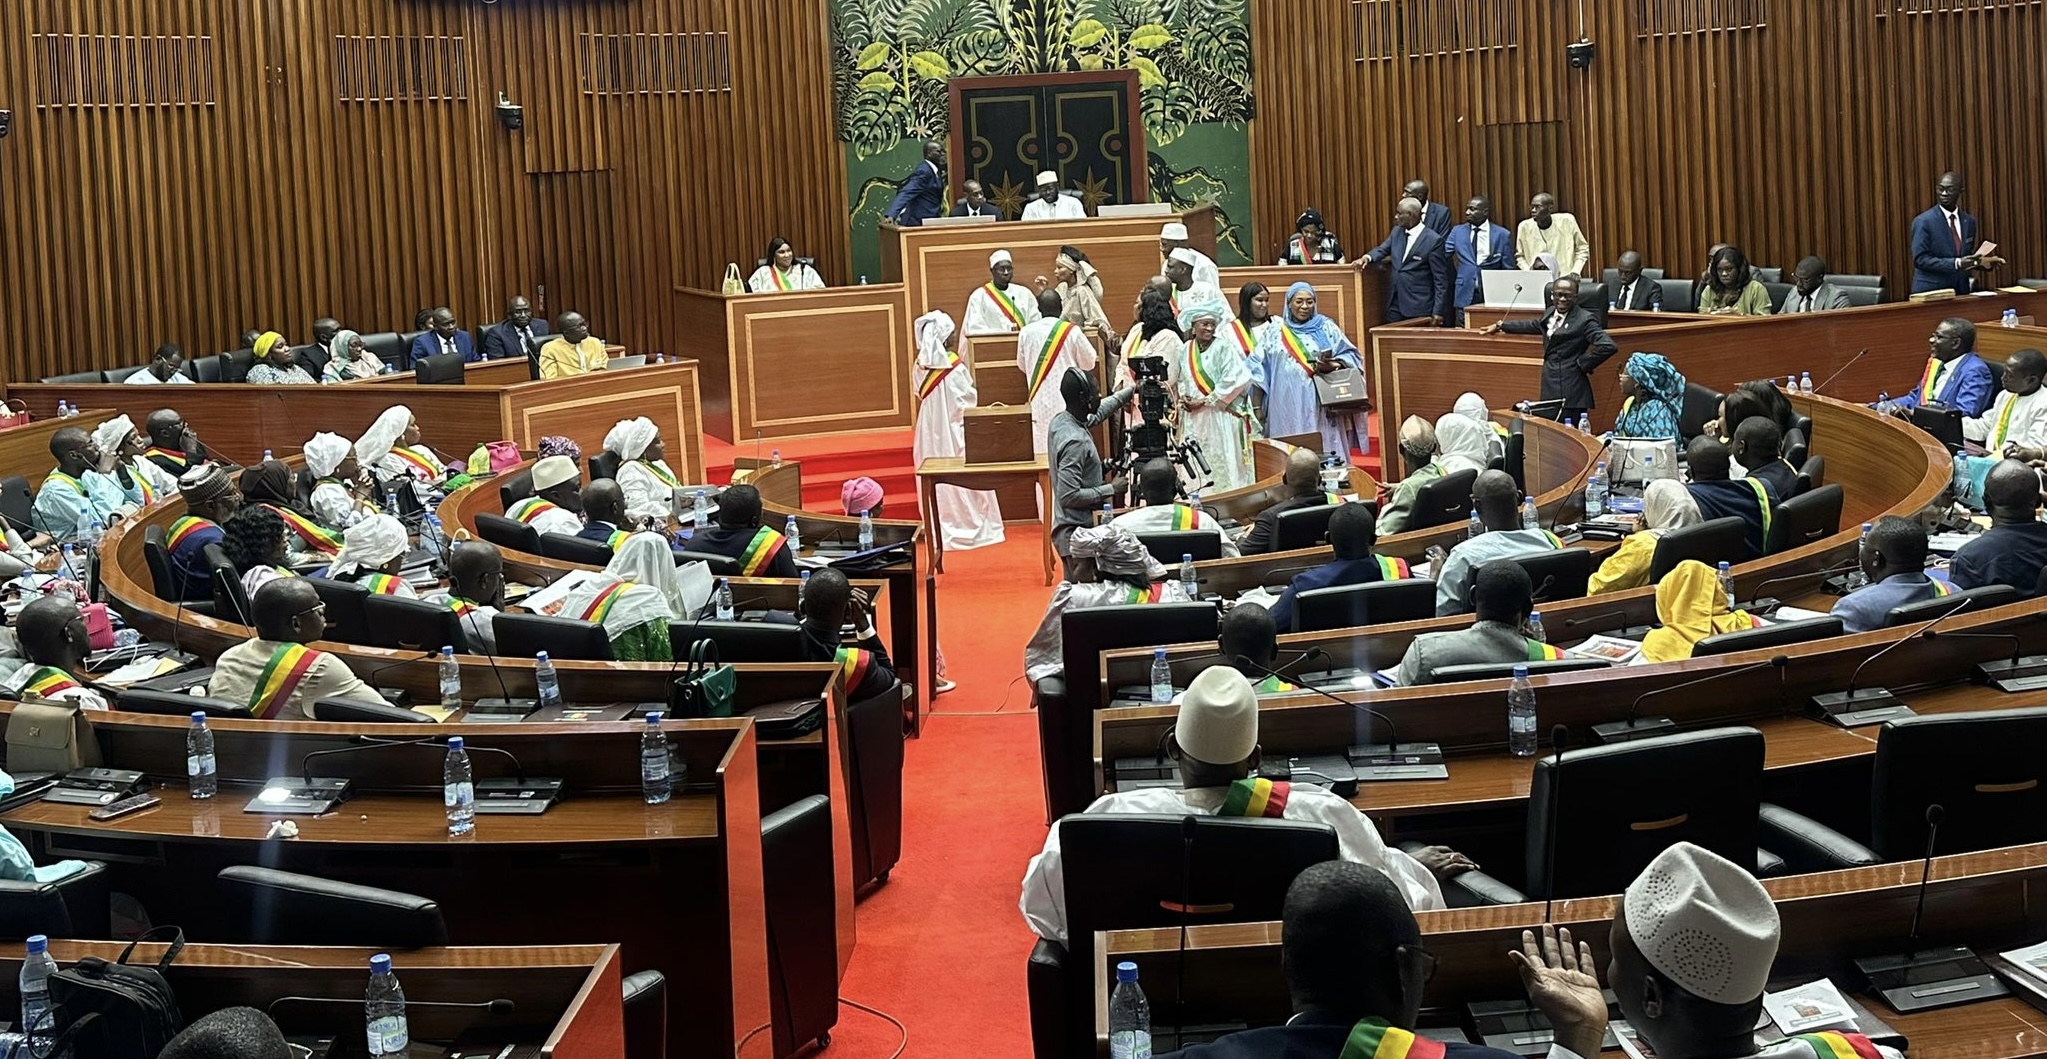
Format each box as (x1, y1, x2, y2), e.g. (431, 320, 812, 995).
(1748, 560, 1861, 602)
(1229, 654, 1446, 782)
(1852, 803, 2013, 1013)
(365, 649, 438, 692)
(268, 995, 516, 1017)
(1933, 613, 2047, 691)
(1541, 725, 1567, 925)
(1811, 597, 1973, 726)
(474, 641, 538, 717)
(1810, 348, 1871, 398)
(1546, 435, 1614, 534)
(1589, 656, 1788, 745)
(300, 735, 441, 783)
(1560, 609, 1639, 632)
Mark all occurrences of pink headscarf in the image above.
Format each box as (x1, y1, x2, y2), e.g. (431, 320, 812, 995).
(841, 477, 884, 515)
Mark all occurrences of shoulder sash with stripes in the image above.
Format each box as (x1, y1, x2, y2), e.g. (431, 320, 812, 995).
(129, 465, 159, 505)
(1375, 555, 1410, 580)
(1122, 582, 1169, 604)
(1229, 319, 1258, 354)
(1526, 639, 1564, 660)
(1027, 320, 1077, 399)
(444, 596, 480, 618)
(1792, 1032, 1884, 1059)
(1186, 338, 1219, 396)
(265, 504, 343, 554)
(145, 446, 189, 470)
(1276, 326, 1318, 377)
(1254, 674, 1297, 694)
(165, 515, 215, 551)
(248, 643, 321, 719)
(834, 646, 873, 691)
(1335, 1018, 1446, 1059)
(45, 471, 86, 496)
(1170, 504, 1200, 530)
(739, 526, 789, 574)
(360, 572, 406, 596)
(509, 497, 562, 525)
(1218, 777, 1290, 818)
(981, 283, 1024, 327)
(637, 460, 680, 488)
(769, 266, 794, 291)
(1930, 577, 1953, 596)
(578, 580, 631, 623)
(1919, 356, 1944, 403)
(1324, 492, 1343, 505)
(918, 348, 961, 401)
(1743, 476, 1775, 545)
(605, 529, 630, 549)
(21, 665, 81, 698)
(390, 446, 441, 480)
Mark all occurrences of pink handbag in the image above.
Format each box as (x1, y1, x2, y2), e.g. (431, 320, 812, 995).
(79, 603, 115, 650)
(467, 440, 523, 475)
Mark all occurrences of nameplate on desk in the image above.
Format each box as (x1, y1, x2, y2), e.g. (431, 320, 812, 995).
(1346, 742, 1448, 782)
(245, 777, 351, 815)
(473, 777, 563, 815)
(1808, 688, 1916, 728)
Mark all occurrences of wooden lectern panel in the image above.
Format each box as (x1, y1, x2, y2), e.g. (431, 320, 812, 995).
(730, 286, 914, 440)
(505, 362, 706, 482)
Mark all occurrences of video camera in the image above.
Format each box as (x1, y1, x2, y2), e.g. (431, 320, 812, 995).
(1116, 354, 1210, 499)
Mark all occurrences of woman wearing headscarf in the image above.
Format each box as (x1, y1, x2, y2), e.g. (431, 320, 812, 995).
(1279, 208, 1346, 265)
(1023, 524, 1190, 681)
(304, 432, 377, 531)
(321, 329, 385, 382)
(604, 417, 682, 526)
(1639, 559, 1760, 663)
(747, 236, 826, 293)
(1035, 246, 1118, 346)
(223, 504, 301, 599)
(1587, 479, 1701, 596)
(606, 532, 687, 617)
(328, 513, 417, 597)
(1451, 393, 1509, 462)
(1172, 297, 1256, 492)
(91, 415, 178, 506)
(555, 537, 676, 661)
(1249, 282, 1364, 458)
(912, 309, 1006, 550)
(244, 332, 316, 384)
(1611, 352, 1687, 440)
(357, 406, 449, 509)
(538, 435, 583, 465)
(1433, 412, 1494, 477)
(240, 460, 340, 559)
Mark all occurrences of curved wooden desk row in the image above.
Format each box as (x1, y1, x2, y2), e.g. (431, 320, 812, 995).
(2, 939, 626, 1057)
(6, 359, 710, 484)
(1096, 839, 2047, 1059)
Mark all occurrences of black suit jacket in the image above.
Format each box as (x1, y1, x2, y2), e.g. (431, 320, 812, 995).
(1365, 226, 1451, 323)
(1500, 308, 1617, 409)
(481, 319, 549, 363)
(950, 199, 1002, 219)
(1608, 276, 1663, 312)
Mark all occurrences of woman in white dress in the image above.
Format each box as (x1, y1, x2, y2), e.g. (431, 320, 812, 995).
(1171, 298, 1256, 492)
(747, 237, 826, 293)
(912, 310, 1005, 551)
(357, 405, 448, 509)
(605, 417, 683, 527)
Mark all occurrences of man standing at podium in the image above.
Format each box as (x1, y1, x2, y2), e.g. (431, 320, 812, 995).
(1017, 291, 1097, 454)
(885, 140, 947, 227)
(1479, 275, 1615, 425)
(965, 250, 1042, 335)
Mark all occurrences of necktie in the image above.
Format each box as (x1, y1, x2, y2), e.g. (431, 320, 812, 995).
(1949, 212, 1964, 253)
(1801, 293, 1812, 313)
(1618, 283, 1630, 309)
(1548, 313, 1564, 336)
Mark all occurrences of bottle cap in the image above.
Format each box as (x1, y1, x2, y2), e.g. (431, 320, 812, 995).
(370, 953, 392, 974)
(646, 712, 663, 724)
(448, 736, 464, 750)
(26, 935, 47, 954)
(1529, 611, 1541, 621)
(442, 645, 455, 656)
(1181, 553, 1193, 562)
(1116, 960, 1138, 982)
(536, 650, 550, 662)
(1513, 664, 1529, 677)
(1154, 647, 1166, 657)
(190, 711, 206, 723)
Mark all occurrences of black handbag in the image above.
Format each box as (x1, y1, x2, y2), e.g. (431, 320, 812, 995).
(1314, 365, 1371, 410)
(669, 639, 737, 718)
(745, 698, 825, 739)
(45, 926, 186, 1056)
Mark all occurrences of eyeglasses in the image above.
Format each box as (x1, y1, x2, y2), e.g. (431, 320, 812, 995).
(292, 602, 327, 621)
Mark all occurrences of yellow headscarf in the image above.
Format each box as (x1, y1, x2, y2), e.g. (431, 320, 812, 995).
(253, 331, 286, 361)
(1640, 560, 1759, 663)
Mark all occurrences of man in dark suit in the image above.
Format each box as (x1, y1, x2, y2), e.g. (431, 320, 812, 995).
(1358, 198, 1450, 325)
(1403, 179, 1453, 237)
(1608, 251, 1664, 312)
(1911, 171, 2005, 294)
(949, 180, 1001, 219)
(1269, 503, 1411, 632)
(409, 307, 478, 363)
(1445, 196, 1515, 326)
(885, 140, 947, 227)
(480, 295, 549, 363)
(1482, 275, 1617, 423)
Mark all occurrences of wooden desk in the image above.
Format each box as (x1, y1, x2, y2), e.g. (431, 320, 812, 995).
(350, 356, 534, 387)
(0, 940, 626, 1057)
(1973, 321, 2047, 361)
(0, 408, 116, 489)
(915, 455, 1053, 583)
(676, 284, 918, 443)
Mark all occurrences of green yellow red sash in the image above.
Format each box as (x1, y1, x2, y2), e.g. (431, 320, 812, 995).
(1375, 555, 1410, 580)
(835, 646, 873, 691)
(21, 666, 81, 698)
(1792, 1033, 1883, 1059)
(638, 460, 680, 488)
(510, 497, 562, 525)
(444, 597, 479, 618)
(918, 349, 961, 401)
(982, 283, 1024, 327)
(1931, 578, 1953, 596)
(1186, 339, 1218, 396)
(1324, 492, 1343, 505)
(249, 642, 320, 719)
(1335, 1018, 1446, 1059)
(390, 446, 441, 480)
(1170, 504, 1199, 530)
(265, 504, 343, 554)
(1526, 640, 1563, 660)
(1219, 777, 1289, 818)
(1122, 583, 1169, 604)
(1992, 391, 2021, 449)
(1255, 674, 1297, 694)
(578, 581, 630, 623)
(1743, 477, 1774, 545)
(769, 266, 793, 292)
(605, 529, 630, 549)
(360, 573, 406, 596)
(1919, 356, 1944, 403)
(144, 446, 188, 470)
(1277, 327, 1318, 377)
(1229, 319, 1258, 355)
(128, 465, 159, 505)
(739, 526, 788, 575)
(45, 471, 86, 496)
(165, 515, 213, 551)
(1028, 320, 1076, 399)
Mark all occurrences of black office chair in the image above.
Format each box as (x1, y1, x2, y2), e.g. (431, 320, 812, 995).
(0, 476, 32, 535)
(214, 866, 450, 948)
(1135, 530, 1222, 565)
(540, 532, 616, 566)
(1601, 266, 1666, 288)
(220, 348, 256, 383)
(396, 331, 429, 368)
(203, 543, 250, 625)
(189, 356, 224, 383)
(1693, 615, 1843, 657)
(1273, 504, 1339, 551)
(1409, 468, 1477, 530)
(844, 685, 906, 889)
(1438, 727, 1769, 903)
(1426, 658, 1609, 684)
(141, 525, 177, 600)
(1761, 280, 1794, 309)
(1841, 285, 1883, 307)
(675, 620, 803, 663)
(116, 688, 250, 718)
(674, 549, 741, 576)
(760, 795, 839, 1056)
(1790, 412, 1814, 443)
(1883, 584, 2019, 627)
(497, 468, 535, 510)
(1649, 516, 1749, 581)
(303, 577, 372, 645)
(1679, 382, 1723, 441)
(39, 370, 103, 385)
(0, 862, 111, 941)
(102, 367, 148, 383)
(1829, 273, 1885, 293)
(1799, 455, 1826, 490)
(1026, 815, 1338, 1059)
(1505, 547, 1593, 603)
(1767, 483, 1842, 553)
(1783, 435, 1808, 472)
(312, 697, 436, 723)
(590, 450, 623, 482)
(494, 613, 613, 661)
(1752, 266, 1782, 283)
(476, 512, 541, 554)
(1503, 429, 1526, 490)
(357, 332, 410, 371)
(414, 351, 465, 384)
(1657, 277, 1698, 314)
(1294, 578, 1436, 633)
(363, 594, 468, 653)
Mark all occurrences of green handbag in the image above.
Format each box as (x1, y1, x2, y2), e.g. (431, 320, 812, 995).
(671, 639, 737, 718)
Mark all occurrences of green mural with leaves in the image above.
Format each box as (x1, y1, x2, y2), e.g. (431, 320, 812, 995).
(831, 0, 1254, 281)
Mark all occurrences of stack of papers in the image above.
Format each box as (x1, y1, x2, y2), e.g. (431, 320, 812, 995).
(1760, 979, 1859, 1035)
(1566, 634, 1641, 665)
(1998, 939, 2047, 984)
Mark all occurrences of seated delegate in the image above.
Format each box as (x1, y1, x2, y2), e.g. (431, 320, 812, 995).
(577, 479, 633, 550)
(1952, 347, 2047, 510)
(1684, 437, 1775, 558)
(1434, 470, 1564, 617)
(1588, 480, 1700, 595)
(1880, 317, 1994, 418)
(1640, 560, 1760, 663)
(687, 483, 798, 578)
(1270, 503, 1410, 633)
(1397, 560, 1553, 686)
(304, 431, 378, 532)
(1109, 458, 1241, 558)
(1731, 416, 1802, 500)
(1023, 524, 1191, 683)
(327, 514, 418, 598)
(1374, 417, 1441, 537)
(538, 312, 609, 380)
(210, 578, 386, 718)
(245, 332, 316, 384)
(1949, 459, 2047, 597)
(127, 343, 194, 385)
(481, 295, 550, 363)
(605, 417, 681, 526)
(507, 455, 587, 537)
(32, 426, 134, 539)
(798, 567, 902, 702)
(748, 236, 826, 292)
(1832, 516, 1951, 633)
(1241, 448, 1338, 555)
(409, 308, 477, 363)
(1610, 352, 1685, 440)
(549, 533, 677, 662)
(321, 328, 385, 382)
(0, 595, 110, 710)
(423, 539, 506, 654)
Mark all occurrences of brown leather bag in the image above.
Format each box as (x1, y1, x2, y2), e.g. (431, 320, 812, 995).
(7, 698, 102, 774)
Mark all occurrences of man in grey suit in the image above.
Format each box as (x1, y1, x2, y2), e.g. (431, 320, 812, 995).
(1394, 560, 1541, 685)
(1779, 256, 1853, 314)
(1359, 197, 1450, 325)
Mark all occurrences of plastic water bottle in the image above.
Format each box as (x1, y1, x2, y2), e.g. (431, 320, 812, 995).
(1584, 461, 1608, 518)
(692, 489, 710, 530)
(54, 401, 69, 419)
(59, 544, 80, 582)
(1877, 391, 1891, 415)
(1179, 553, 1197, 599)
(1526, 611, 1547, 644)
(641, 713, 672, 804)
(384, 485, 401, 517)
(438, 646, 461, 711)
(262, 448, 273, 463)
(1521, 497, 1539, 529)
(1641, 452, 1656, 481)
(1850, 523, 1873, 588)
(784, 514, 801, 552)
(1150, 648, 1172, 704)
(1799, 371, 1814, 394)
(798, 569, 811, 607)
(1101, 497, 1115, 525)
(1109, 961, 1152, 1059)
(1785, 375, 1797, 394)
(770, 448, 783, 469)
(1717, 561, 1736, 609)
(1467, 509, 1484, 540)
(21, 936, 58, 1056)
(1507, 665, 1538, 757)
(859, 274, 869, 285)
(365, 953, 410, 1059)
(716, 577, 734, 621)
(1576, 413, 1591, 435)
(2003, 309, 2020, 329)
(534, 651, 562, 708)
(186, 713, 216, 799)
(443, 737, 474, 836)
(17, 568, 37, 600)
(858, 511, 875, 550)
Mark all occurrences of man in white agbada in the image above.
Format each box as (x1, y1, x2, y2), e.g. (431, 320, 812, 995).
(505, 455, 588, 537)
(912, 310, 1005, 551)
(304, 431, 376, 531)
(1015, 289, 1098, 455)
(964, 250, 1043, 335)
(1020, 171, 1086, 221)
(1165, 247, 1233, 322)
(356, 405, 448, 508)
(1020, 664, 1461, 944)
(92, 415, 179, 504)
(1159, 221, 1220, 290)
(605, 417, 681, 527)
(1023, 524, 1191, 683)
(1169, 297, 1256, 492)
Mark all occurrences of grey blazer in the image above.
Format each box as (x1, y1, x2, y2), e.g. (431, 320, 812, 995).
(1778, 282, 1852, 314)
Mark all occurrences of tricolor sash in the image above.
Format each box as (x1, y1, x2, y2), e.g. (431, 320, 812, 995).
(1186, 339, 1218, 396)
(1324, 492, 1344, 505)
(1743, 477, 1775, 545)
(444, 596, 479, 618)
(129, 465, 159, 506)
(45, 471, 86, 496)
(1028, 320, 1076, 399)
(1218, 777, 1289, 819)
(1919, 356, 1946, 403)
(248, 643, 320, 719)
(1792, 1032, 1884, 1059)
(20, 665, 81, 698)
(509, 497, 563, 525)
(1254, 674, 1297, 694)
(578, 581, 631, 623)
(1335, 1019, 1447, 1059)
(265, 504, 343, 554)
(164, 515, 214, 551)
(918, 349, 961, 401)
(1170, 504, 1199, 530)
(360, 573, 406, 596)
(1526, 639, 1564, 660)
(1122, 583, 1169, 604)
(605, 529, 631, 550)
(144, 446, 189, 470)
(1992, 391, 2021, 449)
(835, 646, 873, 692)
(981, 283, 1024, 328)
(1229, 319, 1258, 355)
(1374, 555, 1410, 580)
(637, 460, 681, 488)
(390, 446, 442, 480)
(1277, 327, 1318, 377)
(738, 526, 789, 575)
(1931, 577, 1953, 596)
(769, 266, 794, 292)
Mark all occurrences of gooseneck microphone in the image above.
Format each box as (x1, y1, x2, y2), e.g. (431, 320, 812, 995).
(1810, 348, 1871, 398)
(1547, 435, 1615, 534)
(1590, 656, 1789, 744)
(1810, 597, 1971, 725)
(1906, 804, 1945, 948)
(268, 995, 515, 1016)
(1230, 654, 1447, 781)
(1541, 725, 1567, 925)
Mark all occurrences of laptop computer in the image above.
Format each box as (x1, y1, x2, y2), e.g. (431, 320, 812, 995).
(608, 354, 648, 369)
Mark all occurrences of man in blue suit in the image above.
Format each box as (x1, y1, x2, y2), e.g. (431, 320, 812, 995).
(1445, 196, 1515, 325)
(1884, 317, 1996, 418)
(885, 141, 947, 227)
(1910, 171, 2005, 294)
(1403, 179, 1453, 236)
(1269, 503, 1410, 632)
(409, 307, 478, 363)
(1358, 198, 1450, 325)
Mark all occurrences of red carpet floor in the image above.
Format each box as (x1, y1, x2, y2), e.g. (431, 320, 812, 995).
(828, 529, 1058, 1059)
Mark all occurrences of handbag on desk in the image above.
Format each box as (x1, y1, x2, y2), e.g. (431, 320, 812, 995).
(721, 263, 746, 296)
(0, 400, 32, 430)
(6, 697, 103, 774)
(1314, 366, 1372, 411)
(670, 640, 736, 719)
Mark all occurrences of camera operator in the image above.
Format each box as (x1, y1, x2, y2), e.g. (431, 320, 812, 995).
(1051, 367, 1137, 579)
